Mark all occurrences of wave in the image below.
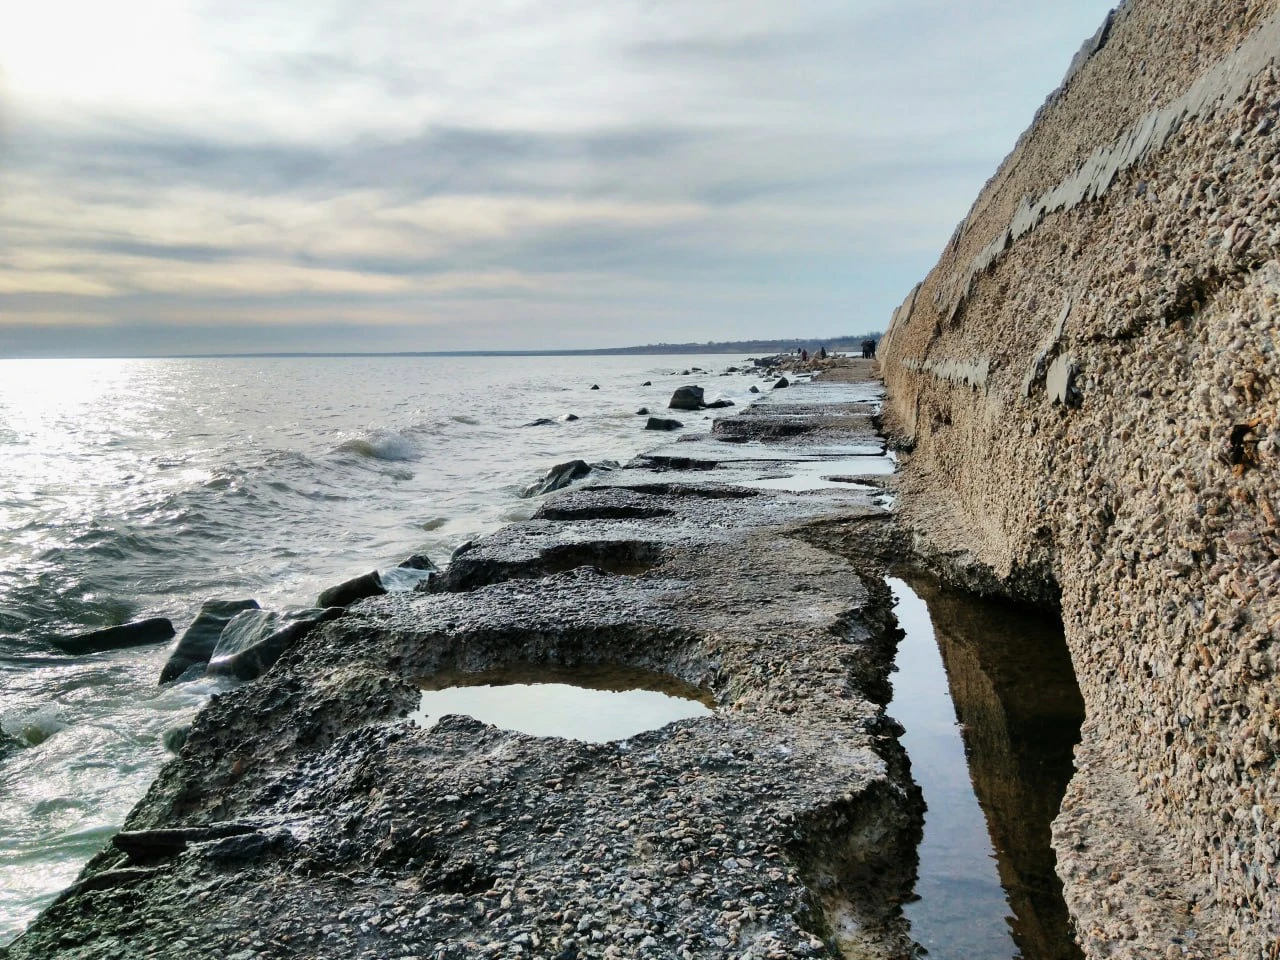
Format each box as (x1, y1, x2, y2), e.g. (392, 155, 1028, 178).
(1, 704, 66, 746)
(333, 431, 420, 462)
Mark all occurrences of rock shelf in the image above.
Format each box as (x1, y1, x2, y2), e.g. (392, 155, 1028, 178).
(6, 362, 934, 960)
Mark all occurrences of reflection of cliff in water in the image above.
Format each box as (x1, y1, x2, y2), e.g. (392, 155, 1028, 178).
(901, 569, 1085, 960)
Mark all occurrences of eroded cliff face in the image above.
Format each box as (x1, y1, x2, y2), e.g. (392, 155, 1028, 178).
(880, 2, 1280, 957)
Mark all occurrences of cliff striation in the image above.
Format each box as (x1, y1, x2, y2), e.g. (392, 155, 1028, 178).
(880, 2, 1280, 956)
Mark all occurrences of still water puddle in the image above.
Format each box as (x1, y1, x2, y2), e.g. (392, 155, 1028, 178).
(412, 665, 714, 742)
(888, 573, 1084, 960)
(737, 455, 896, 491)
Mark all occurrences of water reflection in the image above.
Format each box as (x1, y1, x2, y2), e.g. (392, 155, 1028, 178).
(413, 664, 714, 743)
(888, 572, 1084, 960)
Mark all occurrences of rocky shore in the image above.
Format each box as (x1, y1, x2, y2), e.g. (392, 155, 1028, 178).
(5, 362, 940, 960)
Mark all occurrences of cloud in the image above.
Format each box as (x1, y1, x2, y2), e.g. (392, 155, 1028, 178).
(0, 0, 1117, 355)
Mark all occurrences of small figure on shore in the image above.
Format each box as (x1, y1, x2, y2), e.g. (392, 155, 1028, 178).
(861, 338, 877, 359)
(818, 345, 827, 360)
(801, 348, 809, 362)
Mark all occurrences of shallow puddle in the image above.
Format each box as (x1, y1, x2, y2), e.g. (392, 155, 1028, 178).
(888, 573, 1084, 960)
(412, 665, 714, 742)
(737, 455, 896, 490)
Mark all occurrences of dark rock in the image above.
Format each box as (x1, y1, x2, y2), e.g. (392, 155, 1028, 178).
(564, 414, 580, 422)
(520, 460, 593, 498)
(206, 607, 343, 681)
(636, 407, 650, 415)
(162, 725, 189, 754)
(398, 553, 439, 572)
(704, 399, 735, 409)
(645, 417, 684, 431)
(450, 540, 475, 562)
(201, 832, 276, 863)
(773, 376, 790, 389)
(668, 385, 705, 410)
(521, 418, 557, 427)
(317, 571, 385, 609)
(589, 384, 600, 390)
(158, 599, 260, 685)
(749, 385, 761, 393)
(642, 380, 652, 386)
(112, 823, 261, 864)
(390, 553, 440, 591)
(0, 729, 27, 762)
(52, 617, 175, 655)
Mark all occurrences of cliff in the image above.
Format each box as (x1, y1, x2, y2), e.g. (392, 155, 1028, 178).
(880, 2, 1280, 956)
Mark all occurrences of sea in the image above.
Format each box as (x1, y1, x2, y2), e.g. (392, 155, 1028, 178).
(0, 353, 766, 942)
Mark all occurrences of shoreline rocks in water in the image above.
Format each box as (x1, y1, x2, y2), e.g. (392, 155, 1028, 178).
(158, 600, 260, 685)
(206, 607, 344, 682)
(316, 570, 385, 608)
(644, 416, 683, 431)
(667, 385, 705, 410)
(519, 459, 619, 498)
(52, 617, 175, 656)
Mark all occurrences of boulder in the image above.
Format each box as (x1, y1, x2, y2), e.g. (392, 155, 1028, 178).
(398, 553, 439, 572)
(642, 380, 652, 386)
(645, 417, 684, 431)
(668, 385, 705, 410)
(636, 407, 650, 415)
(749, 385, 761, 393)
(317, 570, 385, 608)
(704, 399, 735, 409)
(520, 460, 593, 498)
(520, 460, 619, 498)
(206, 607, 343, 681)
(773, 377, 790, 389)
(589, 384, 600, 390)
(521, 418, 557, 427)
(159, 599, 260, 684)
(52, 617, 175, 655)
(564, 414, 580, 422)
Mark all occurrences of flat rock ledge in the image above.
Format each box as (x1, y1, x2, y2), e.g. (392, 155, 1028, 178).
(5, 361, 930, 960)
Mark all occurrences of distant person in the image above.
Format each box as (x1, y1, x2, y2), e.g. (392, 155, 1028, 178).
(801, 348, 809, 362)
(860, 339, 873, 359)
(818, 345, 827, 360)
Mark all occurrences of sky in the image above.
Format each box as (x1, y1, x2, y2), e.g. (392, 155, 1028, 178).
(0, 0, 1117, 356)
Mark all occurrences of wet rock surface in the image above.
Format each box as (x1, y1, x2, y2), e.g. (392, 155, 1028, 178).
(52, 617, 176, 656)
(206, 607, 344, 682)
(6, 362, 930, 960)
(316, 571, 386, 609)
(159, 599, 261, 685)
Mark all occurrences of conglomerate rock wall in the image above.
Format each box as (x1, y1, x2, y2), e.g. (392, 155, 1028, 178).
(879, 1, 1280, 956)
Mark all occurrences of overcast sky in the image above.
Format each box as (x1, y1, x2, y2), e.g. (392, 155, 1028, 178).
(0, 0, 1115, 356)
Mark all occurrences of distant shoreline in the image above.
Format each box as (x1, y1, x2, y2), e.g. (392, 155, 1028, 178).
(1, 336, 881, 362)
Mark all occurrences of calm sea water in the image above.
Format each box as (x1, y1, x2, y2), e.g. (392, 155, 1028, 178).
(0, 353, 762, 942)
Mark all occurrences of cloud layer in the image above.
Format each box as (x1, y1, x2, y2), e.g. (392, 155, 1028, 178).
(0, 0, 1116, 355)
